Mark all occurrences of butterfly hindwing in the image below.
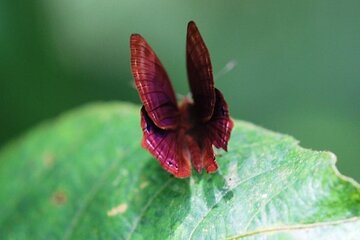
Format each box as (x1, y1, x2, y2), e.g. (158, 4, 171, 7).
(207, 89, 234, 151)
(188, 89, 233, 174)
(141, 107, 191, 178)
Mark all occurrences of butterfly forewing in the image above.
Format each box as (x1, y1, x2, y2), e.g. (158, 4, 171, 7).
(131, 34, 179, 129)
(186, 21, 215, 122)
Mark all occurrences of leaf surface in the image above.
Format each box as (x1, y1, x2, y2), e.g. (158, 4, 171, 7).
(0, 103, 359, 239)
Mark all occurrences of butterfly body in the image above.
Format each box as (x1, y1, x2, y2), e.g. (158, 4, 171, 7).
(131, 21, 233, 178)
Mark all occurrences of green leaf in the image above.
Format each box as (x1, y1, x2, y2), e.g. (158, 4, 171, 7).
(0, 103, 359, 239)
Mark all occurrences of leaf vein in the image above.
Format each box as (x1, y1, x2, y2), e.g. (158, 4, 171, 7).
(62, 156, 122, 240)
(126, 178, 174, 240)
(188, 164, 285, 239)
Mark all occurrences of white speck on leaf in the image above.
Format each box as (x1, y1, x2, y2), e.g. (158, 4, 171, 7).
(107, 203, 128, 217)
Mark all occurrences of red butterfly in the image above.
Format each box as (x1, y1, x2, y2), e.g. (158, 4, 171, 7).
(130, 21, 233, 178)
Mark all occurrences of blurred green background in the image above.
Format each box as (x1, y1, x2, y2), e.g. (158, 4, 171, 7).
(1, 1, 359, 180)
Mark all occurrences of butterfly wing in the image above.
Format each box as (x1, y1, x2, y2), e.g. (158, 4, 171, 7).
(207, 89, 234, 151)
(141, 107, 191, 178)
(131, 34, 179, 129)
(191, 89, 233, 173)
(186, 21, 233, 173)
(186, 21, 215, 122)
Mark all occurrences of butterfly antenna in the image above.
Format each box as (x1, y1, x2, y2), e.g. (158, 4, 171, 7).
(214, 59, 237, 80)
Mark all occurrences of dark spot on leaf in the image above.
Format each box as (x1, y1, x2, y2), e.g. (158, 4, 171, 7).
(155, 209, 163, 217)
(52, 191, 67, 206)
(224, 191, 234, 202)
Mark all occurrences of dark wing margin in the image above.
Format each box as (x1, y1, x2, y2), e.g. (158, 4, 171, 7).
(131, 34, 179, 129)
(141, 107, 191, 178)
(186, 21, 215, 122)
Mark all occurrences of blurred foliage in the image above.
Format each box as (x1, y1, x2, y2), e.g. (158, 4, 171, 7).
(0, 0, 359, 180)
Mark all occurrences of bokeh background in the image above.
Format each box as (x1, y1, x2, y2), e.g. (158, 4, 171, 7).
(1, 1, 359, 181)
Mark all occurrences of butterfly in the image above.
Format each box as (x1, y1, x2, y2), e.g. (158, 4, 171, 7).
(130, 21, 233, 178)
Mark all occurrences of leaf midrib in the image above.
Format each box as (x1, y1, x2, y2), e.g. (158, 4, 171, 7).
(226, 217, 360, 239)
